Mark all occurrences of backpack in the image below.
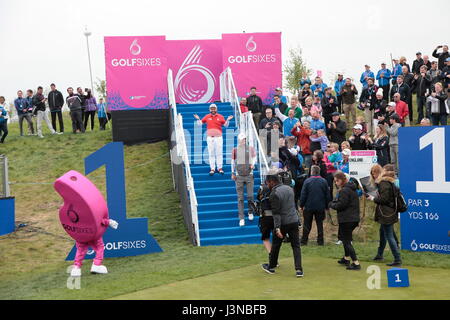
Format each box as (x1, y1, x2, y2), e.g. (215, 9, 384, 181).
(392, 183, 408, 213)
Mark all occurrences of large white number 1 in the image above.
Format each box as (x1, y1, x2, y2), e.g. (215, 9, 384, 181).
(416, 128, 450, 194)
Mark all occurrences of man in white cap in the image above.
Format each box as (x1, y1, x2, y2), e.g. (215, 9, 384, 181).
(194, 104, 233, 175)
(348, 124, 369, 150)
(231, 133, 257, 227)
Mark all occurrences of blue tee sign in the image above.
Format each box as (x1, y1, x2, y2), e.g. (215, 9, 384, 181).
(66, 142, 162, 260)
(399, 127, 450, 254)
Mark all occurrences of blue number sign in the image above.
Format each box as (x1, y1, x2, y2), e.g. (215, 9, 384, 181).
(399, 127, 450, 254)
(66, 142, 162, 260)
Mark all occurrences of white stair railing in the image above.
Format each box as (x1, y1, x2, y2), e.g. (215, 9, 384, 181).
(168, 69, 200, 246)
(219, 67, 270, 181)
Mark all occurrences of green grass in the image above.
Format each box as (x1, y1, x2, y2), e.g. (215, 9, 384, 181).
(112, 256, 450, 300)
(0, 111, 448, 300)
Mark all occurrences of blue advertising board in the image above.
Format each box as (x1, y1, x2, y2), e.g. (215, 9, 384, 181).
(399, 126, 450, 254)
(66, 142, 162, 260)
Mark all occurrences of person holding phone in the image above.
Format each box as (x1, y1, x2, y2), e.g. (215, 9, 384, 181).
(432, 45, 449, 71)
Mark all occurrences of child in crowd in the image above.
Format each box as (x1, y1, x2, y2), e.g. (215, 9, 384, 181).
(356, 116, 367, 133)
(311, 95, 323, 115)
(310, 129, 329, 152)
(97, 98, 108, 130)
(341, 140, 351, 151)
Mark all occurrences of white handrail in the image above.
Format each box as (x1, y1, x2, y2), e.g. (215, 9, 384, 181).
(168, 69, 200, 246)
(219, 67, 270, 181)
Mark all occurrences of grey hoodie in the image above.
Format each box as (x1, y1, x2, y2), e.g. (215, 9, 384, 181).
(386, 123, 401, 146)
(269, 183, 299, 229)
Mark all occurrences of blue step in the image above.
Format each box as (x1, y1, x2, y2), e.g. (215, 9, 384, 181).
(195, 185, 259, 196)
(200, 225, 260, 238)
(199, 217, 259, 229)
(194, 178, 261, 189)
(200, 234, 262, 246)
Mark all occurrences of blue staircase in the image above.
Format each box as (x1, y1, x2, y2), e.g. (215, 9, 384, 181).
(176, 102, 262, 246)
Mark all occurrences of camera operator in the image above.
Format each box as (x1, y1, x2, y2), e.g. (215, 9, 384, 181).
(261, 170, 303, 277)
(257, 181, 276, 263)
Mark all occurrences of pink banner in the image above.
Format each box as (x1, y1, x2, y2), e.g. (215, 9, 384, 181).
(351, 151, 376, 157)
(105, 36, 168, 110)
(221, 32, 282, 105)
(165, 40, 222, 104)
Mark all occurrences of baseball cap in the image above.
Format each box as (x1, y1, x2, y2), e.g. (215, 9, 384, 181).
(388, 102, 396, 107)
(276, 87, 282, 91)
(238, 133, 246, 141)
(416, 52, 422, 55)
(353, 124, 363, 130)
(331, 112, 340, 116)
(342, 149, 351, 156)
(209, 103, 217, 109)
(365, 64, 370, 67)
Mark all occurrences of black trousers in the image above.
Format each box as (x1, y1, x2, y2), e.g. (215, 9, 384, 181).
(51, 111, 64, 133)
(0, 121, 8, 143)
(99, 117, 108, 130)
(70, 110, 85, 133)
(380, 84, 390, 102)
(336, 95, 343, 114)
(84, 111, 96, 131)
(301, 210, 325, 245)
(338, 222, 359, 261)
(416, 96, 429, 123)
(269, 222, 302, 271)
(407, 97, 413, 122)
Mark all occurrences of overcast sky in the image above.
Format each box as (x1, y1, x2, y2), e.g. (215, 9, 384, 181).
(1, 0, 448, 104)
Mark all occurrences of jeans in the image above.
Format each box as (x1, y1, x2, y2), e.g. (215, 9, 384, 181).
(70, 110, 85, 133)
(51, 110, 64, 132)
(18, 113, 34, 135)
(377, 224, 401, 262)
(301, 210, 325, 244)
(431, 114, 448, 126)
(235, 175, 254, 220)
(269, 222, 302, 271)
(0, 121, 8, 143)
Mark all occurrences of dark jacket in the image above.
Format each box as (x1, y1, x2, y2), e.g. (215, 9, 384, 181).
(369, 136, 389, 167)
(257, 184, 272, 214)
(14, 97, 28, 115)
(360, 85, 378, 110)
(299, 176, 331, 212)
(390, 83, 411, 103)
(307, 160, 327, 179)
(269, 183, 299, 229)
(340, 84, 358, 104)
(321, 95, 338, 117)
(432, 48, 450, 70)
(66, 94, 82, 111)
(412, 58, 424, 75)
(373, 176, 398, 225)
(274, 102, 288, 114)
(329, 181, 360, 224)
(402, 72, 414, 89)
(48, 90, 65, 111)
(32, 93, 46, 112)
(411, 73, 431, 97)
(441, 66, 450, 88)
(328, 119, 347, 145)
(373, 99, 387, 122)
(349, 133, 369, 150)
(246, 94, 263, 114)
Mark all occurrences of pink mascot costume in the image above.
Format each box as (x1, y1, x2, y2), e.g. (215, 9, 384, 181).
(54, 170, 118, 277)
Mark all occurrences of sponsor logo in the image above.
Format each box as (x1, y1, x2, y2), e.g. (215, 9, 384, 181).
(246, 36, 257, 52)
(410, 240, 418, 251)
(66, 205, 79, 224)
(174, 45, 216, 104)
(227, 54, 277, 64)
(410, 240, 450, 252)
(62, 224, 94, 234)
(129, 39, 141, 56)
(111, 58, 161, 67)
(104, 240, 147, 251)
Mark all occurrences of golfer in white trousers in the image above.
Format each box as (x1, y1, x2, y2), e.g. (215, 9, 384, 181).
(194, 104, 233, 175)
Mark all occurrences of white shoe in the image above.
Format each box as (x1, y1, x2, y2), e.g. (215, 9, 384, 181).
(248, 213, 254, 221)
(335, 240, 342, 245)
(239, 219, 245, 227)
(70, 266, 81, 277)
(38, 134, 44, 138)
(90, 264, 108, 274)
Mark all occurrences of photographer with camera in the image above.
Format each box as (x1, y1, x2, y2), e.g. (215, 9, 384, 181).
(261, 169, 303, 277)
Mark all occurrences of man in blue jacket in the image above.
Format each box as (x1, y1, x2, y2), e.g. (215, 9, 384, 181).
(376, 63, 392, 101)
(360, 65, 375, 88)
(334, 74, 345, 114)
(311, 77, 328, 98)
(0, 98, 8, 143)
(14, 90, 35, 136)
(299, 165, 331, 245)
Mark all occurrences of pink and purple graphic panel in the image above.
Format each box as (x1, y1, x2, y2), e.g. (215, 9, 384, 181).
(105, 36, 168, 110)
(222, 32, 282, 105)
(165, 39, 222, 104)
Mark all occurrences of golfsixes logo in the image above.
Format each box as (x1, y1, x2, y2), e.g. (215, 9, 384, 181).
(110, 38, 161, 68)
(227, 35, 276, 64)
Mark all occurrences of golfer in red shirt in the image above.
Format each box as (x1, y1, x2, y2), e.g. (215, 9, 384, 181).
(194, 104, 233, 175)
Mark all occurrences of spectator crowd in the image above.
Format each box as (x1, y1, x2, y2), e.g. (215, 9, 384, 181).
(0, 85, 110, 143)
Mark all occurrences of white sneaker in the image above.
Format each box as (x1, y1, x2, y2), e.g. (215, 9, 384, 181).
(90, 264, 108, 274)
(335, 240, 342, 245)
(70, 266, 81, 277)
(248, 213, 254, 221)
(38, 134, 44, 138)
(239, 219, 245, 227)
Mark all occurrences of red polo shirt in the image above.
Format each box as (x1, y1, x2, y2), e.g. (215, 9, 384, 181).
(201, 113, 226, 136)
(395, 101, 409, 123)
